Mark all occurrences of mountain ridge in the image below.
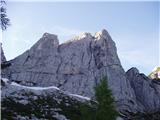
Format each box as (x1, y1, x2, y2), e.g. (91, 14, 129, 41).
(149, 66, 160, 79)
(1, 29, 160, 120)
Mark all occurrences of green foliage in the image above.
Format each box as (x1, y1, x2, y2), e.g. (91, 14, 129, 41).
(2, 77, 118, 120)
(80, 102, 97, 120)
(1, 92, 85, 120)
(95, 77, 118, 120)
(80, 76, 118, 120)
(2, 77, 159, 120)
(0, 0, 10, 31)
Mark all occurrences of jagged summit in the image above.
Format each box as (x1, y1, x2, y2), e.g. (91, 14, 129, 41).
(2, 28, 138, 116)
(126, 67, 160, 113)
(42, 32, 57, 38)
(1, 28, 128, 98)
(29, 32, 59, 55)
(65, 29, 109, 43)
(95, 29, 110, 39)
(126, 67, 139, 75)
(40, 32, 59, 46)
(1, 28, 160, 119)
(75, 32, 93, 40)
(29, 29, 112, 48)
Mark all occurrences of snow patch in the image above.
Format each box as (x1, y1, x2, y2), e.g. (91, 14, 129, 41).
(2, 78, 91, 101)
(10, 82, 60, 90)
(69, 93, 91, 101)
(1, 78, 9, 83)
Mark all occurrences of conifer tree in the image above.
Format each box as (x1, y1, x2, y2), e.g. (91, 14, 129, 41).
(80, 102, 96, 120)
(80, 77, 118, 120)
(95, 77, 118, 120)
(0, 0, 10, 31)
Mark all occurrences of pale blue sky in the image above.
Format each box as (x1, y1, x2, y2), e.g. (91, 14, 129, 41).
(2, 1, 159, 75)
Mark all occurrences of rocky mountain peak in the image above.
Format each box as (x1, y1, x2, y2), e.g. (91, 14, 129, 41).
(77, 32, 92, 40)
(2, 29, 137, 113)
(95, 29, 110, 40)
(1, 29, 160, 119)
(126, 67, 160, 114)
(70, 29, 110, 42)
(27, 32, 59, 58)
(126, 67, 139, 75)
(42, 32, 58, 40)
(32, 32, 59, 50)
(69, 32, 93, 42)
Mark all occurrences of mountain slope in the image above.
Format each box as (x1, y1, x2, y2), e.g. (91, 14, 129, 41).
(126, 68, 160, 119)
(1, 29, 160, 119)
(1, 78, 92, 120)
(1, 29, 138, 114)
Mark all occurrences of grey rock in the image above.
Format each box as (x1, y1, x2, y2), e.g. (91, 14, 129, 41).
(1, 79, 90, 120)
(2, 29, 160, 119)
(126, 67, 160, 113)
(116, 117, 124, 120)
(53, 113, 69, 120)
(1, 29, 138, 113)
(1, 43, 6, 63)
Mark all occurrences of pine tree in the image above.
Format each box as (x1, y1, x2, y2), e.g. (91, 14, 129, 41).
(95, 77, 118, 120)
(0, 0, 10, 31)
(80, 77, 118, 120)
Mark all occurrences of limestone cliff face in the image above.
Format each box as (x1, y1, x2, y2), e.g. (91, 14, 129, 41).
(1, 43, 6, 63)
(1, 29, 138, 113)
(2, 29, 160, 119)
(126, 68, 160, 113)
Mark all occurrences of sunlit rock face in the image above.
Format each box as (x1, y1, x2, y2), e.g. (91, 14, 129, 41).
(1, 43, 6, 63)
(149, 67, 160, 79)
(2, 29, 160, 118)
(1, 29, 139, 113)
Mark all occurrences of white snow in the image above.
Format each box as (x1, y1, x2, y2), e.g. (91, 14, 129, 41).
(10, 82, 60, 90)
(2, 78, 91, 101)
(1, 78, 9, 83)
(69, 93, 91, 101)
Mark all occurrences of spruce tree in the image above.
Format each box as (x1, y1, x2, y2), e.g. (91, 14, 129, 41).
(95, 77, 118, 120)
(0, 0, 10, 31)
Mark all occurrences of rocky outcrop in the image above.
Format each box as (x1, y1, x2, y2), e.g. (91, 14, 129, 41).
(1, 78, 125, 120)
(1, 43, 6, 63)
(0, 43, 11, 73)
(149, 67, 160, 79)
(126, 68, 160, 118)
(1, 78, 89, 120)
(1, 29, 138, 114)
